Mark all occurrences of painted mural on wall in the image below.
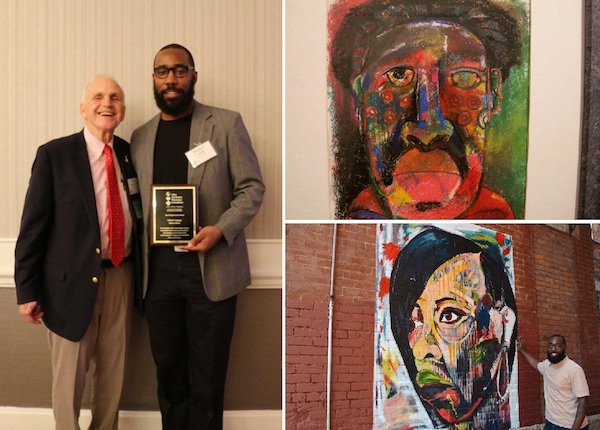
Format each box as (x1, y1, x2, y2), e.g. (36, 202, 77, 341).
(374, 224, 519, 429)
(327, 0, 530, 220)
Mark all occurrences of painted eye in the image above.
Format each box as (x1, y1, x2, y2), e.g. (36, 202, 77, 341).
(439, 307, 466, 325)
(451, 71, 482, 89)
(410, 318, 424, 333)
(385, 67, 415, 87)
(410, 307, 423, 332)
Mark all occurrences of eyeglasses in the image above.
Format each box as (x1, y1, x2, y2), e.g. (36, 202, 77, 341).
(153, 65, 194, 79)
(547, 343, 564, 350)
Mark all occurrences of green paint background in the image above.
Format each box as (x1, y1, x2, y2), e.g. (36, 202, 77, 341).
(484, 0, 530, 218)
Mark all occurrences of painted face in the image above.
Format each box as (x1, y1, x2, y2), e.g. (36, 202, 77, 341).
(356, 21, 498, 219)
(408, 253, 504, 424)
(79, 76, 125, 142)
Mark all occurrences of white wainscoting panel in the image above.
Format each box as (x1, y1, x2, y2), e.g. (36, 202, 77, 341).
(0, 407, 282, 430)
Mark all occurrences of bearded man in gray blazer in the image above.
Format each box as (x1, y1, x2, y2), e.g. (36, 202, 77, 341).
(130, 44, 265, 430)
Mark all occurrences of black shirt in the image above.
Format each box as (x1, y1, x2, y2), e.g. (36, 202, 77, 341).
(153, 114, 192, 184)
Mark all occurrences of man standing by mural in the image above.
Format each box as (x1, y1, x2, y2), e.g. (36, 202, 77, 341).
(376, 226, 518, 429)
(329, 0, 529, 219)
(518, 335, 590, 430)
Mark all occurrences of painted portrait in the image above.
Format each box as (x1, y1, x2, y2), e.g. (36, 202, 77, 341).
(328, 0, 530, 219)
(375, 224, 518, 429)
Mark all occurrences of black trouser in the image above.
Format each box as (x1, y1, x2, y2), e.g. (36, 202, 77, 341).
(146, 248, 237, 430)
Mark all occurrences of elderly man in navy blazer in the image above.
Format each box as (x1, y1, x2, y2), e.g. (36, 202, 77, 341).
(15, 75, 143, 430)
(130, 44, 265, 430)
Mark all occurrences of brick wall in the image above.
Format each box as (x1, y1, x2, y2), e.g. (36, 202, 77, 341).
(572, 227, 600, 414)
(286, 223, 600, 429)
(593, 241, 600, 355)
(286, 224, 377, 429)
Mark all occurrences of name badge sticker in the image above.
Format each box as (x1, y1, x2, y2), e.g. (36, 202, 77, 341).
(185, 141, 217, 168)
(127, 178, 140, 195)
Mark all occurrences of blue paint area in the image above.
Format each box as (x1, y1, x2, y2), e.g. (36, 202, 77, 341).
(362, 74, 372, 91)
(435, 106, 445, 127)
(481, 93, 490, 112)
(431, 83, 445, 127)
(391, 121, 403, 151)
(418, 82, 429, 122)
(371, 144, 385, 172)
(477, 305, 491, 331)
(348, 209, 389, 219)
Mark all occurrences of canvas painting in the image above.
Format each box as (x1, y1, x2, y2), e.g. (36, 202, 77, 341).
(328, 0, 530, 219)
(374, 223, 518, 429)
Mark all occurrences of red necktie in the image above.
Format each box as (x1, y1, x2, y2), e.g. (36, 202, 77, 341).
(104, 144, 124, 267)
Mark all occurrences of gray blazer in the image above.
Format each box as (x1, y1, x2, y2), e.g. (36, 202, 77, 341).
(130, 101, 265, 301)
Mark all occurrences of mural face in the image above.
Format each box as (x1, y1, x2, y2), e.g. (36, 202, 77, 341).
(328, 0, 530, 220)
(375, 224, 518, 429)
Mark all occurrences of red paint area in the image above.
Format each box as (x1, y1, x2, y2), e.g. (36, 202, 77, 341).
(457, 111, 472, 126)
(441, 77, 487, 127)
(379, 277, 390, 299)
(496, 232, 505, 246)
(382, 242, 400, 261)
(381, 89, 394, 103)
(393, 149, 461, 202)
(384, 110, 397, 123)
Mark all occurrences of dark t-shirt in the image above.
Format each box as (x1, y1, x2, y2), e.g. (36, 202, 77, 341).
(153, 114, 192, 184)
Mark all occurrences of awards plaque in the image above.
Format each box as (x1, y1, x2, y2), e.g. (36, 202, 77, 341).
(151, 185, 198, 245)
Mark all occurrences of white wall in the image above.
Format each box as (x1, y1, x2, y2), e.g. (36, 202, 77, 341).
(286, 0, 584, 220)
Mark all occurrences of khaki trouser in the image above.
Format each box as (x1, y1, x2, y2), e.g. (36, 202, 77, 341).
(47, 260, 133, 430)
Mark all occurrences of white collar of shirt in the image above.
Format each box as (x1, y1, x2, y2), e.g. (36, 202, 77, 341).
(83, 126, 114, 159)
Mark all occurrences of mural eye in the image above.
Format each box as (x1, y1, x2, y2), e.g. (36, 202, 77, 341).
(439, 307, 466, 325)
(451, 71, 482, 89)
(409, 306, 423, 333)
(385, 67, 415, 87)
(410, 318, 423, 333)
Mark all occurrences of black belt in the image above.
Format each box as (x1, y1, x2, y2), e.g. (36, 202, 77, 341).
(101, 255, 132, 268)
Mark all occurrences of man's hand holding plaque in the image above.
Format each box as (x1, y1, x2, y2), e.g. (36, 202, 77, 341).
(177, 225, 223, 253)
(151, 185, 198, 245)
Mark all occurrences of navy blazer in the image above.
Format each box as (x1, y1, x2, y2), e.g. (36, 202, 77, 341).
(14, 131, 143, 342)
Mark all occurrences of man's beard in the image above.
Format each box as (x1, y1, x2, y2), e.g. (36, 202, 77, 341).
(547, 351, 566, 364)
(153, 83, 195, 117)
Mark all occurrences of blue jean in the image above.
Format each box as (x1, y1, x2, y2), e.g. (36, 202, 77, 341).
(545, 421, 588, 430)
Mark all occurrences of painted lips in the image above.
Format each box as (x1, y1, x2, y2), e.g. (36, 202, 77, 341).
(393, 148, 461, 203)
